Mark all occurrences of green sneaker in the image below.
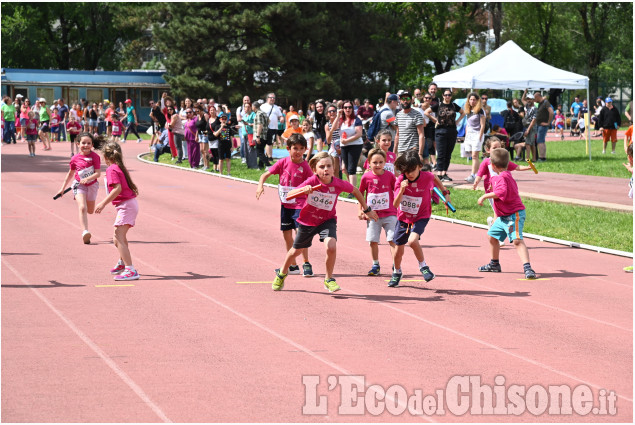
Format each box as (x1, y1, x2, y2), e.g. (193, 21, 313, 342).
(624, 266, 633, 273)
(324, 278, 340, 293)
(272, 269, 287, 291)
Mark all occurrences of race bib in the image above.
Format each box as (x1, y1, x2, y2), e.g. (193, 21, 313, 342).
(367, 191, 390, 211)
(278, 185, 296, 204)
(307, 191, 336, 211)
(78, 165, 95, 180)
(400, 195, 422, 215)
(487, 164, 499, 177)
(113, 124, 120, 132)
(384, 162, 395, 174)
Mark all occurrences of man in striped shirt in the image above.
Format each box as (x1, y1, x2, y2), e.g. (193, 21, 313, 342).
(394, 90, 427, 164)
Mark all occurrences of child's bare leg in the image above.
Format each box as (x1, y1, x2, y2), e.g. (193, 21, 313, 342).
(114, 225, 132, 265)
(393, 245, 405, 270)
(323, 237, 336, 279)
(282, 229, 299, 267)
(301, 248, 309, 264)
(388, 242, 397, 266)
(489, 236, 501, 260)
(86, 200, 96, 214)
(513, 239, 530, 264)
(370, 241, 379, 262)
(226, 158, 231, 174)
(75, 193, 89, 231)
(280, 247, 302, 274)
(408, 232, 424, 263)
(471, 151, 480, 175)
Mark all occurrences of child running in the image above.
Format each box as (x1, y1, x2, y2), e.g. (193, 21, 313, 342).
(554, 109, 565, 140)
(50, 107, 60, 142)
(66, 115, 82, 157)
(25, 111, 39, 157)
(477, 148, 537, 279)
(389, 150, 449, 287)
(363, 129, 397, 175)
(257, 133, 314, 276)
(95, 141, 140, 281)
(56, 132, 103, 244)
(111, 114, 123, 143)
(472, 137, 531, 244)
(359, 147, 397, 276)
(272, 152, 378, 292)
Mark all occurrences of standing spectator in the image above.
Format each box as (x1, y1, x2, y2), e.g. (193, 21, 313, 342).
(149, 100, 166, 147)
(241, 101, 257, 169)
(394, 90, 425, 163)
(207, 104, 220, 171)
(339, 100, 364, 189)
(379, 93, 399, 147)
(39, 98, 51, 150)
(592, 97, 604, 137)
(424, 83, 441, 166)
(259, 92, 284, 163)
(1, 96, 16, 144)
(353, 98, 361, 115)
(325, 103, 342, 179)
(512, 98, 524, 117)
(356, 98, 375, 125)
(122, 99, 142, 143)
(521, 92, 537, 161)
(461, 92, 486, 183)
(501, 101, 523, 138)
(211, 112, 233, 176)
(480, 93, 492, 132)
(183, 107, 200, 168)
(532, 91, 554, 162)
(413, 88, 423, 107)
(195, 106, 210, 169)
(570, 95, 582, 130)
(168, 105, 184, 163)
(598, 97, 622, 154)
(312, 100, 327, 153)
(88, 103, 98, 135)
(425, 89, 463, 181)
(252, 100, 271, 169)
(236, 95, 251, 164)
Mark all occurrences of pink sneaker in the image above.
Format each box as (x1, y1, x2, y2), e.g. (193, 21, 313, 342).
(110, 263, 125, 275)
(114, 268, 139, 281)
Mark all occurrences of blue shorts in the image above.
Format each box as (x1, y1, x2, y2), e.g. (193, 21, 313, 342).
(536, 125, 548, 144)
(488, 210, 526, 242)
(280, 205, 301, 231)
(393, 218, 429, 246)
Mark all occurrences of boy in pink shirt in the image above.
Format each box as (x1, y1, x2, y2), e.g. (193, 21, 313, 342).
(359, 147, 397, 276)
(477, 148, 537, 279)
(389, 150, 450, 287)
(257, 133, 314, 276)
(272, 152, 378, 293)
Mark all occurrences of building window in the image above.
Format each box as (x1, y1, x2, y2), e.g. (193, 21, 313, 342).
(140, 89, 153, 107)
(14, 87, 29, 101)
(68, 88, 80, 106)
(87, 89, 103, 105)
(36, 87, 55, 104)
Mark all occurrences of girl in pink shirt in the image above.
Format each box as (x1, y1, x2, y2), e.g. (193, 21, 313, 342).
(25, 111, 39, 157)
(389, 150, 449, 287)
(56, 133, 103, 244)
(111, 114, 123, 143)
(363, 129, 397, 175)
(50, 108, 60, 142)
(272, 152, 378, 293)
(359, 148, 397, 276)
(95, 141, 140, 281)
(554, 109, 565, 140)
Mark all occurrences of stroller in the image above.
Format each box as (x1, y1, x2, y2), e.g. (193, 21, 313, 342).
(570, 116, 580, 137)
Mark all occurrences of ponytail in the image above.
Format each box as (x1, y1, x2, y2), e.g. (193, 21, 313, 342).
(101, 142, 139, 195)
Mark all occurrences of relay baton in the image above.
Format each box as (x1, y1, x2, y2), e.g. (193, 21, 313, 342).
(286, 184, 323, 201)
(433, 187, 456, 213)
(526, 159, 538, 174)
(53, 187, 72, 200)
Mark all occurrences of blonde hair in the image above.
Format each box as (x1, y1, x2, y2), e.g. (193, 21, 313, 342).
(464, 92, 482, 115)
(308, 151, 333, 171)
(101, 142, 139, 195)
(367, 147, 386, 162)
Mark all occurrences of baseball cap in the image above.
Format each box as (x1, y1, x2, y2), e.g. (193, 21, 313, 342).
(218, 112, 226, 118)
(289, 114, 299, 121)
(525, 93, 534, 100)
(387, 94, 399, 102)
(125, 99, 132, 103)
(254, 99, 264, 106)
(15, 94, 23, 98)
(399, 90, 412, 98)
(39, 98, 46, 103)
(605, 97, 613, 103)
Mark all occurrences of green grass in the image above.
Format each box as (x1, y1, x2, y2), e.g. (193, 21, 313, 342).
(450, 137, 631, 178)
(148, 151, 633, 253)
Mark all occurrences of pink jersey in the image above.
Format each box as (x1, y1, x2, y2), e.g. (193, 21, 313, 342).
(106, 164, 137, 206)
(555, 114, 565, 126)
(111, 120, 122, 136)
(26, 118, 39, 135)
(363, 150, 397, 174)
(491, 171, 525, 217)
(50, 113, 60, 128)
(66, 121, 82, 134)
(394, 171, 435, 223)
(296, 174, 354, 227)
(267, 156, 313, 209)
(359, 169, 397, 218)
(477, 157, 518, 193)
(70, 151, 101, 186)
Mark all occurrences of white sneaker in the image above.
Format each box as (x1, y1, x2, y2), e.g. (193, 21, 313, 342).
(137, 139, 142, 143)
(499, 240, 505, 246)
(465, 174, 475, 183)
(487, 216, 494, 228)
(82, 230, 91, 244)
(241, 158, 246, 164)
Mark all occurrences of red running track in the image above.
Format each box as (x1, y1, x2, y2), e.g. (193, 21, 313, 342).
(1, 142, 632, 422)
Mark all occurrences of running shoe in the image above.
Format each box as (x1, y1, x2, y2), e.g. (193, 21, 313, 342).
(302, 262, 314, 277)
(420, 266, 435, 282)
(478, 262, 502, 273)
(110, 263, 125, 275)
(624, 266, 633, 273)
(323, 278, 340, 293)
(487, 216, 494, 228)
(114, 268, 139, 281)
(465, 174, 476, 183)
(368, 264, 381, 276)
(288, 265, 301, 275)
(388, 272, 402, 287)
(524, 268, 537, 279)
(82, 230, 91, 244)
(273, 269, 287, 291)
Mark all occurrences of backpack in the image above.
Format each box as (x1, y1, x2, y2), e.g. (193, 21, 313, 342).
(366, 107, 389, 141)
(503, 109, 522, 133)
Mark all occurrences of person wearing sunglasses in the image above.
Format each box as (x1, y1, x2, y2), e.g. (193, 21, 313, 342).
(394, 91, 426, 164)
(424, 89, 464, 181)
(339, 100, 364, 189)
(480, 94, 492, 132)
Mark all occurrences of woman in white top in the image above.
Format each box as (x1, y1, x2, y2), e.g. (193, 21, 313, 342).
(168, 105, 185, 163)
(459, 92, 486, 183)
(339, 99, 364, 188)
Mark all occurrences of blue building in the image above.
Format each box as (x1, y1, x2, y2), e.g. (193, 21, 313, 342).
(1, 68, 170, 125)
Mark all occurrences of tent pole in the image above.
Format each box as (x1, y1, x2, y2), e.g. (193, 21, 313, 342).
(587, 85, 591, 160)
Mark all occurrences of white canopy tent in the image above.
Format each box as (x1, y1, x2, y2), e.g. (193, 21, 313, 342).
(433, 40, 592, 158)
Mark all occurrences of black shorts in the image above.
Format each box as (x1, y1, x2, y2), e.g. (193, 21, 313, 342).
(219, 139, 232, 159)
(70, 134, 77, 143)
(152, 122, 161, 134)
(394, 218, 429, 246)
(293, 218, 337, 249)
(280, 205, 301, 231)
(40, 121, 50, 133)
(265, 129, 277, 146)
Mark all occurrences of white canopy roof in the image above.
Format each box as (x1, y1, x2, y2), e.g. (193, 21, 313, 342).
(433, 40, 588, 90)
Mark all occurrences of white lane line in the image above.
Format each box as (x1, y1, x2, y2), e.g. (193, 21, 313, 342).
(2, 258, 172, 423)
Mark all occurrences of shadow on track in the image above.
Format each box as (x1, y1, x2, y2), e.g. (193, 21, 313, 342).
(1, 280, 85, 289)
(140, 271, 223, 281)
(286, 289, 444, 304)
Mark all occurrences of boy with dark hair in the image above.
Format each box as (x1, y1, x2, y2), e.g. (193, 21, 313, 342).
(477, 148, 537, 279)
